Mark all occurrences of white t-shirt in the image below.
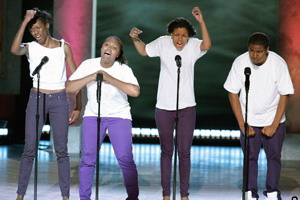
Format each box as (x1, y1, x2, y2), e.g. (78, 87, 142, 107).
(69, 57, 139, 120)
(145, 36, 207, 110)
(224, 51, 294, 126)
(27, 40, 66, 90)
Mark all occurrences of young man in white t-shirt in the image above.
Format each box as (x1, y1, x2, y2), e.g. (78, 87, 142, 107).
(224, 32, 294, 200)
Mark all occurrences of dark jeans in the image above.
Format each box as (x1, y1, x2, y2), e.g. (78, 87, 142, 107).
(240, 122, 285, 200)
(17, 89, 70, 197)
(155, 106, 196, 198)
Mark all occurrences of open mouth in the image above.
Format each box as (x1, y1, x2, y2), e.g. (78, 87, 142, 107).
(175, 43, 184, 50)
(35, 35, 41, 41)
(104, 51, 111, 57)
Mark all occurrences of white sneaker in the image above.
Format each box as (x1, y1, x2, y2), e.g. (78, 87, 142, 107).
(241, 191, 258, 200)
(265, 191, 278, 200)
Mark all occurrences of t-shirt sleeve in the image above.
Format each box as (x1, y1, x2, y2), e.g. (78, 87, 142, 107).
(26, 42, 34, 63)
(276, 59, 294, 95)
(145, 37, 162, 57)
(192, 38, 207, 59)
(121, 65, 139, 86)
(223, 58, 243, 94)
(68, 60, 91, 81)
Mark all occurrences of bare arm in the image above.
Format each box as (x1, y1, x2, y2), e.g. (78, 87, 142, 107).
(66, 73, 94, 95)
(63, 42, 82, 124)
(11, 10, 36, 56)
(102, 70, 140, 97)
(192, 7, 212, 51)
(129, 27, 148, 56)
(68, 91, 82, 125)
(262, 95, 289, 137)
(64, 42, 77, 73)
(66, 70, 140, 98)
(228, 93, 255, 136)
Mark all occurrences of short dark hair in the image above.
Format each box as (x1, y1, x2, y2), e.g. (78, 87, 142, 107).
(247, 32, 269, 49)
(167, 17, 196, 37)
(27, 8, 52, 30)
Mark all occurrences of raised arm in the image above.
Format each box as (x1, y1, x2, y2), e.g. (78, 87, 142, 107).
(192, 7, 211, 51)
(129, 27, 148, 56)
(11, 10, 36, 56)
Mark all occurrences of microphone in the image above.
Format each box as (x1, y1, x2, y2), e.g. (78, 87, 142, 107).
(96, 74, 103, 103)
(175, 55, 181, 68)
(244, 67, 251, 92)
(32, 56, 49, 76)
(96, 73, 103, 82)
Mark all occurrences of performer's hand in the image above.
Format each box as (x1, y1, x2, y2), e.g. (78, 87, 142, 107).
(129, 27, 143, 40)
(24, 10, 36, 23)
(247, 126, 255, 136)
(240, 125, 255, 136)
(69, 110, 80, 125)
(192, 7, 204, 24)
(94, 70, 110, 82)
(261, 125, 277, 137)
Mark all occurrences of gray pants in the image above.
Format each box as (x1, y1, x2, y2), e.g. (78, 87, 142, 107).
(240, 122, 285, 200)
(17, 89, 70, 197)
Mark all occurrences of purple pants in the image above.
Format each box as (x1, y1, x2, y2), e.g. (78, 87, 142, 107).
(79, 117, 139, 200)
(155, 106, 196, 198)
(240, 122, 285, 200)
(17, 89, 70, 197)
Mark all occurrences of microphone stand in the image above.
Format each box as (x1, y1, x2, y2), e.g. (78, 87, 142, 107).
(172, 60, 181, 200)
(34, 72, 41, 200)
(242, 73, 250, 200)
(95, 74, 102, 200)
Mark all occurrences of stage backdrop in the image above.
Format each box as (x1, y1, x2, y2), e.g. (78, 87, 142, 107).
(0, 0, 3, 76)
(95, 0, 283, 130)
(278, 0, 300, 133)
(0, 0, 3, 75)
(3, 0, 299, 137)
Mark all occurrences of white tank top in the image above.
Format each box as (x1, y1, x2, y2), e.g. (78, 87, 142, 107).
(27, 39, 66, 90)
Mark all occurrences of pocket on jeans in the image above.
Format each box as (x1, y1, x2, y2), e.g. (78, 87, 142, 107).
(56, 94, 69, 107)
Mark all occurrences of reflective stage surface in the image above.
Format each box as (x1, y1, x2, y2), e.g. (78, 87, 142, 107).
(0, 142, 299, 200)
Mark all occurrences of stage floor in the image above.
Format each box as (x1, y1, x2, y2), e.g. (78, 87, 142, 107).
(0, 142, 299, 200)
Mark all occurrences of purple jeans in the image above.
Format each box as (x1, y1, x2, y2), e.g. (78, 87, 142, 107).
(17, 89, 70, 197)
(155, 106, 196, 198)
(240, 122, 286, 200)
(79, 117, 139, 200)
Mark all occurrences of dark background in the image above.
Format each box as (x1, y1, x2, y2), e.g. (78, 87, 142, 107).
(95, 0, 278, 129)
(1, 0, 279, 143)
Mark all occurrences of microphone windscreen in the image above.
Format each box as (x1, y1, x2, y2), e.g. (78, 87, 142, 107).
(42, 56, 49, 64)
(175, 55, 181, 62)
(244, 67, 251, 75)
(97, 73, 103, 82)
